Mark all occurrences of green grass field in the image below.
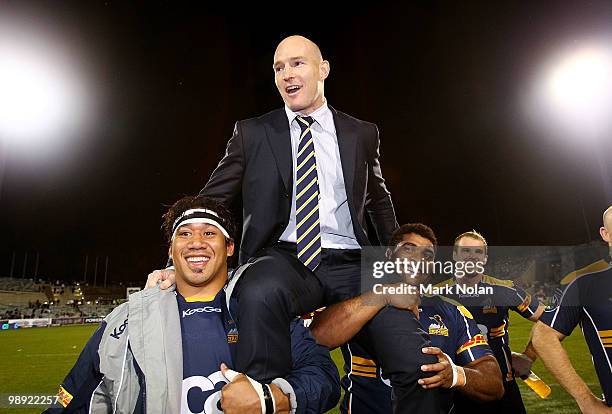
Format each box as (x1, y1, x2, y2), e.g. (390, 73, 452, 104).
(0, 313, 602, 413)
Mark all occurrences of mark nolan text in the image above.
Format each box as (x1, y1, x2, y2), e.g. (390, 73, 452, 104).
(372, 283, 493, 296)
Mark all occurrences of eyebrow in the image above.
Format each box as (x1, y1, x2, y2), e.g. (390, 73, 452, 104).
(273, 56, 307, 67)
(177, 223, 216, 231)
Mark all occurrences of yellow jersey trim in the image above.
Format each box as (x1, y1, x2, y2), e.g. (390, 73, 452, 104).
(185, 296, 216, 302)
(561, 260, 611, 285)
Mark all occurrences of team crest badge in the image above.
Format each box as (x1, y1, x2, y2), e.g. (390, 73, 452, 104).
(428, 315, 449, 336)
(227, 328, 238, 344)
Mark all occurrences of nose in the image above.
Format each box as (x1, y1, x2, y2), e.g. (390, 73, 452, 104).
(283, 66, 295, 82)
(187, 233, 208, 249)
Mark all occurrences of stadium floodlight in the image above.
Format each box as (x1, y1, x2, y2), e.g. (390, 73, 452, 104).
(0, 21, 93, 161)
(545, 46, 612, 134)
(525, 41, 612, 201)
(529, 43, 612, 138)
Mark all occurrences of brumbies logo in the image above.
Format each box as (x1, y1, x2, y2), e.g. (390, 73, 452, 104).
(482, 298, 497, 314)
(110, 318, 128, 339)
(428, 315, 449, 336)
(227, 328, 238, 344)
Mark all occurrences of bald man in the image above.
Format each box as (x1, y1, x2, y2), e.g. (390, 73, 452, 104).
(532, 206, 612, 413)
(197, 35, 438, 412)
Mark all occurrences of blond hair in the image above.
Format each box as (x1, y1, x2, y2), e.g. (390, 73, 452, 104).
(454, 230, 488, 253)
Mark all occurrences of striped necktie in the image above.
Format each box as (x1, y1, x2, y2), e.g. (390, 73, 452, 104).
(295, 115, 321, 271)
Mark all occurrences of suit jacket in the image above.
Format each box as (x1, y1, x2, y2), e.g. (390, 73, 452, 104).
(200, 106, 398, 264)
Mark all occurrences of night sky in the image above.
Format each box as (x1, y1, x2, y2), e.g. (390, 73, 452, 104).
(1, 1, 612, 284)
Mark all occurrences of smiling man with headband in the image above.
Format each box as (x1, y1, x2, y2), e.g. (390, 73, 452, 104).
(44, 195, 339, 414)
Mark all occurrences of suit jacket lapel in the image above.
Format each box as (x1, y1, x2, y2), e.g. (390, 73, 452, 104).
(264, 110, 293, 193)
(330, 105, 356, 203)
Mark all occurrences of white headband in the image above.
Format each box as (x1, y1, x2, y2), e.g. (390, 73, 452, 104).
(171, 208, 230, 239)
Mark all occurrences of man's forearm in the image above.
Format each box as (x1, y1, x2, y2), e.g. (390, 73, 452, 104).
(458, 356, 504, 401)
(532, 322, 595, 406)
(269, 384, 291, 413)
(519, 305, 545, 364)
(309, 292, 384, 348)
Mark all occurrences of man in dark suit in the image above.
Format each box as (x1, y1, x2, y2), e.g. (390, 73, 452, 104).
(151, 35, 439, 413)
(202, 36, 397, 267)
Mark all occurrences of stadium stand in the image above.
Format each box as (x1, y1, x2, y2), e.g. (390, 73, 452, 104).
(0, 277, 40, 292)
(0, 277, 133, 320)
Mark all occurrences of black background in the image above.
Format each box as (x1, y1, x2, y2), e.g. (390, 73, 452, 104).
(1, 1, 611, 284)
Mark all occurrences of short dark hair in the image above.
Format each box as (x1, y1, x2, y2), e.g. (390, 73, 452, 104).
(389, 223, 438, 247)
(162, 195, 236, 245)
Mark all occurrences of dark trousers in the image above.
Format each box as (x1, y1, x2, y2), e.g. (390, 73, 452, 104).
(233, 243, 440, 414)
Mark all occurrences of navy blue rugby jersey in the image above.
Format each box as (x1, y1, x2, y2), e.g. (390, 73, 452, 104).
(540, 258, 612, 406)
(340, 295, 492, 414)
(177, 290, 237, 414)
(438, 275, 540, 382)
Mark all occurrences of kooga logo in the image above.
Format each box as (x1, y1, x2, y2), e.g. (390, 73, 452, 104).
(183, 307, 222, 318)
(110, 319, 128, 339)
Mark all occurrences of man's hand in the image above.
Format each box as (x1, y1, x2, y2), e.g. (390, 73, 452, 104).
(418, 347, 465, 389)
(381, 283, 420, 318)
(220, 363, 263, 414)
(219, 363, 290, 414)
(511, 351, 533, 378)
(145, 268, 175, 289)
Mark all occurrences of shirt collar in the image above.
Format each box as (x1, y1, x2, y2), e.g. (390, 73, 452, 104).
(284, 99, 334, 132)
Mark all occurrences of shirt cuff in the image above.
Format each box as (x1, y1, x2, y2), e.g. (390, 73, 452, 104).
(271, 378, 297, 414)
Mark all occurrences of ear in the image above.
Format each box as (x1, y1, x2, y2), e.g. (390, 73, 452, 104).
(601, 226, 610, 243)
(482, 254, 488, 266)
(168, 246, 172, 259)
(452, 248, 459, 262)
(226, 239, 235, 257)
(385, 247, 392, 259)
(320, 60, 330, 81)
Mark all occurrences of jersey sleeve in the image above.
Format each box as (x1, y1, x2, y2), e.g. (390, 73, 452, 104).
(539, 279, 582, 337)
(282, 319, 341, 414)
(508, 283, 541, 319)
(452, 306, 493, 366)
(42, 322, 107, 413)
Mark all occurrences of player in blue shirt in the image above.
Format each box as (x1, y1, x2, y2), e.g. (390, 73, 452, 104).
(436, 231, 546, 413)
(533, 205, 612, 413)
(309, 223, 503, 413)
(46, 196, 340, 413)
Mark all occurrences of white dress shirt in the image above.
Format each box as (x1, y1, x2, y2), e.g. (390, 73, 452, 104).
(279, 101, 361, 249)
